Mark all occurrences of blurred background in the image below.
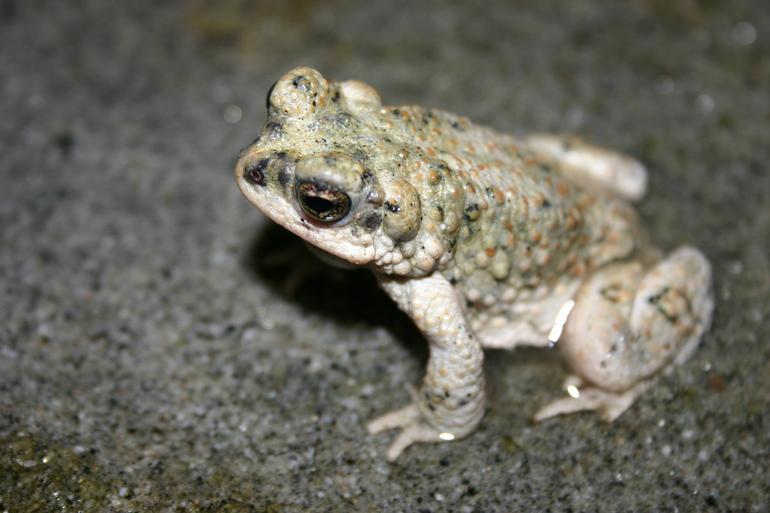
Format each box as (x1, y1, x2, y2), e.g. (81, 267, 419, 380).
(1, 0, 768, 511)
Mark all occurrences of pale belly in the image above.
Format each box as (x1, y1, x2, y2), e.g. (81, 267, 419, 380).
(468, 279, 582, 349)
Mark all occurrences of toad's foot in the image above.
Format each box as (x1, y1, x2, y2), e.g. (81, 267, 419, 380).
(534, 376, 651, 422)
(540, 247, 712, 423)
(525, 133, 648, 201)
(371, 274, 487, 460)
(367, 403, 447, 461)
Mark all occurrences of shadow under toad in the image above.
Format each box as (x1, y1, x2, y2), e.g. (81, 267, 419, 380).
(241, 222, 428, 362)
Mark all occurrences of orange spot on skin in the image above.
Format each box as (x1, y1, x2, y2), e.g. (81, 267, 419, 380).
(494, 188, 505, 204)
(578, 195, 594, 209)
(485, 247, 496, 257)
(569, 261, 586, 277)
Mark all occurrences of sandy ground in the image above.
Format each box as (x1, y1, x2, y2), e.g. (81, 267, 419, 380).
(1, 1, 768, 511)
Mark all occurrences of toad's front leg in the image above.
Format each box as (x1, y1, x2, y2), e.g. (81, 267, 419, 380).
(368, 273, 485, 461)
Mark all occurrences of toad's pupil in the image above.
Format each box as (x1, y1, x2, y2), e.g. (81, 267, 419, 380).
(296, 181, 351, 222)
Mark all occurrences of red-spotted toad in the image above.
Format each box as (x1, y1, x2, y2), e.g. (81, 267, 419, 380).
(235, 68, 714, 460)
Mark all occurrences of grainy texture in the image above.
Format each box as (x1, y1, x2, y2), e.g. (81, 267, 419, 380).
(1, 0, 769, 511)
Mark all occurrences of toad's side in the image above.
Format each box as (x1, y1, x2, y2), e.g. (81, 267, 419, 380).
(235, 68, 714, 460)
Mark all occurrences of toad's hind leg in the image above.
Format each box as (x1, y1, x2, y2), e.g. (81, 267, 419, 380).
(525, 134, 648, 202)
(534, 247, 713, 422)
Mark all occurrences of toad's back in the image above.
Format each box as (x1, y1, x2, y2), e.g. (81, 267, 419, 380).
(367, 105, 648, 336)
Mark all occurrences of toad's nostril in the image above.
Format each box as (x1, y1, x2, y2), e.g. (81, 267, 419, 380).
(245, 159, 269, 186)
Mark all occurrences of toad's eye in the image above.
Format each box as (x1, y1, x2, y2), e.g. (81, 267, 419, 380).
(296, 180, 351, 223)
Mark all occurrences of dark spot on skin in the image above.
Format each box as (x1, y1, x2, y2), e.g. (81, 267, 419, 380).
(392, 109, 401, 117)
(444, 389, 451, 398)
(265, 80, 278, 110)
(542, 199, 552, 208)
(277, 170, 290, 187)
(291, 76, 304, 87)
(265, 121, 283, 140)
(276, 155, 292, 187)
(451, 120, 462, 130)
(332, 90, 340, 102)
(463, 203, 479, 221)
(647, 286, 688, 324)
(427, 404, 436, 412)
(361, 170, 374, 183)
(245, 158, 269, 186)
(385, 201, 400, 213)
(600, 284, 622, 303)
(362, 212, 382, 231)
(458, 399, 468, 407)
(647, 287, 668, 304)
(349, 148, 368, 163)
(449, 277, 458, 285)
